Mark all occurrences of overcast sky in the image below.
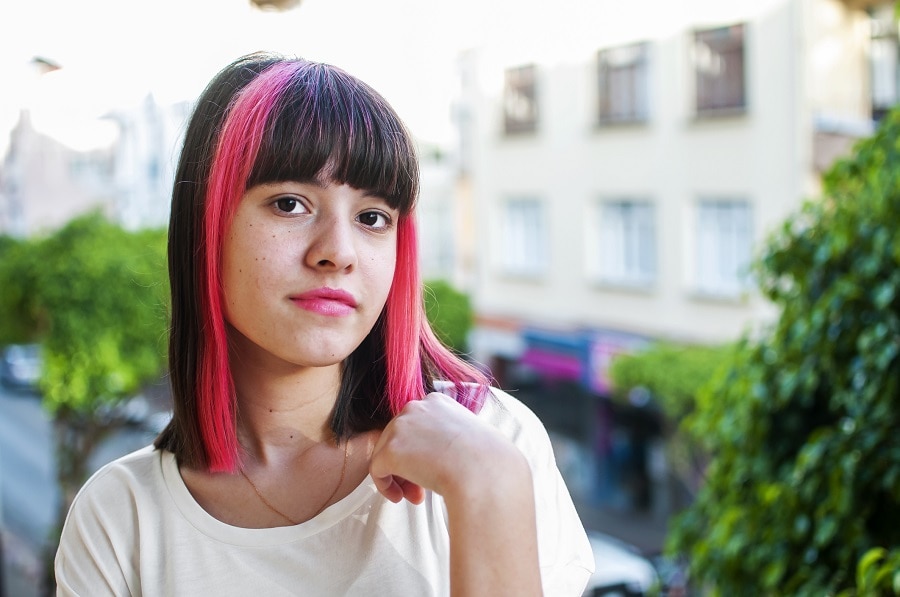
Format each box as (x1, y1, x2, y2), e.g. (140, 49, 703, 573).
(0, 0, 779, 152)
(0, 0, 528, 151)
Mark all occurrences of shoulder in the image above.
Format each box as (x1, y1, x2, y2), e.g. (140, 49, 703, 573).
(76, 445, 163, 495)
(56, 445, 167, 596)
(434, 381, 556, 467)
(63, 445, 166, 531)
(474, 387, 554, 461)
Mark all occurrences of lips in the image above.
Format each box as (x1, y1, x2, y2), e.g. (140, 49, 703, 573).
(290, 287, 358, 317)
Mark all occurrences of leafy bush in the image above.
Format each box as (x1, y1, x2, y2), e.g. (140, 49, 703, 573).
(0, 212, 169, 592)
(667, 107, 900, 595)
(1, 214, 168, 413)
(0, 234, 51, 346)
(609, 342, 733, 421)
(608, 342, 733, 502)
(423, 279, 475, 353)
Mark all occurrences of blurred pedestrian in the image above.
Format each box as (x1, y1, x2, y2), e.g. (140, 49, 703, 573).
(53, 52, 593, 596)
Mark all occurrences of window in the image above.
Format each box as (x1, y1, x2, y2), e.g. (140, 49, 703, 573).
(870, 6, 899, 122)
(597, 42, 650, 125)
(693, 24, 746, 114)
(503, 65, 538, 134)
(695, 200, 752, 297)
(502, 198, 546, 276)
(594, 200, 656, 286)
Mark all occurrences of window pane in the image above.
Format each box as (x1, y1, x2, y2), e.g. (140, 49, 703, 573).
(597, 200, 656, 285)
(504, 65, 538, 134)
(870, 8, 900, 121)
(503, 198, 545, 275)
(694, 24, 746, 113)
(696, 200, 752, 296)
(598, 42, 649, 124)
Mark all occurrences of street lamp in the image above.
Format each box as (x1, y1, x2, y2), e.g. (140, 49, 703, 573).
(249, 0, 302, 10)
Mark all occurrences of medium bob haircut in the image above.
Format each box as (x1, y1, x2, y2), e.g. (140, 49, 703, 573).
(156, 52, 489, 472)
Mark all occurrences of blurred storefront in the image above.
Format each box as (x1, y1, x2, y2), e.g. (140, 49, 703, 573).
(472, 317, 666, 517)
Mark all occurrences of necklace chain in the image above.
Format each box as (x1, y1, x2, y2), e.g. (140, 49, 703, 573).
(240, 439, 350, 525)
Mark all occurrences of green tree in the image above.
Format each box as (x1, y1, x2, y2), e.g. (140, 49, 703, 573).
(0, 213, 169, 594)
(423, 279, 475, 354)
(667, 107, 900, 595)
(608, 342, 733, 501)
(609, 341, 732, 421)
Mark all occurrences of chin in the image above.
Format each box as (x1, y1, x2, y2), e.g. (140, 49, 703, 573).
(295, 347, 356, 368)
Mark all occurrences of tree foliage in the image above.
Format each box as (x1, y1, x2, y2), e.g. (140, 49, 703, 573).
(608, 342, 733, 501)
(423, 278, 475, 353)
(0, 212, 168, 594)
(0, 213, 170, 413)
(608, 342, 732, 421)
(667, 108, 900, 594)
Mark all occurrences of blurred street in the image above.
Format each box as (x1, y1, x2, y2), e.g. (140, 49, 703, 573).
(0, 385, 158, 597)
(0, 385, 54, 597)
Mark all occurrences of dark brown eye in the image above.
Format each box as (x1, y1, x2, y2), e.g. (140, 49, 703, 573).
(274, 196, 305, 214)
(358, 211, 390, 229)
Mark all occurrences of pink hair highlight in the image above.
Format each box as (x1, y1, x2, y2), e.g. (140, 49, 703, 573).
(384, 217, 426, 411)
(385, 216, 489, 414)
(200, 62, 302, 472)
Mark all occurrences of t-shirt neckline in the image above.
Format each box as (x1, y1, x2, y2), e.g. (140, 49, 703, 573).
(159, 449, 379, 547)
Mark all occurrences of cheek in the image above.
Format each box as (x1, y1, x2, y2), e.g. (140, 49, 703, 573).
(222, 232, 275, 309)
(379, 252, 398, 293)
(362, 251, 396, 306)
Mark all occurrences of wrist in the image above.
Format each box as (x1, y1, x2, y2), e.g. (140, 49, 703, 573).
(441, 438, 532, 510)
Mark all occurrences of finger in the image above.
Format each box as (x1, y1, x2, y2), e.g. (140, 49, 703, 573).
(372, 474, 403, 503)
(396, 477, 425, 505)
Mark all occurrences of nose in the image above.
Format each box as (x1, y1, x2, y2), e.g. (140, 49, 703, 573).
(304, 216, 357, 272)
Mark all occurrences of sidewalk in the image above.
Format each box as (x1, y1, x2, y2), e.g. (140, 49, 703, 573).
(2, 529, 42, 597)
(573, 498, 670, 556)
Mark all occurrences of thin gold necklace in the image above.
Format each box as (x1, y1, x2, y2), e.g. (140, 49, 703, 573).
(240, 439, 350, 525)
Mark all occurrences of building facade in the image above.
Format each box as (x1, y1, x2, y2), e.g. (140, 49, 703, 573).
(0, 92, 189, 238)
(453, 0, 895, 516)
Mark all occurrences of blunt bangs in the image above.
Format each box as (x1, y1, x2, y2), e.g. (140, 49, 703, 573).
(246, 62, 419, 214)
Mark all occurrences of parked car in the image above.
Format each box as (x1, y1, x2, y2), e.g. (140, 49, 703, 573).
(583, 531, 660, 596)
(0, 343, 42, 391)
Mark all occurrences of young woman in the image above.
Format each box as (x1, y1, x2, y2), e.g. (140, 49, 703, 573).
(55, 52, 593, 596)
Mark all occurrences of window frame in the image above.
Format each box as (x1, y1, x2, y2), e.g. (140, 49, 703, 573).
(597, 42, 651, 126)
(694, 198, 753, 298)
(869, 6, 900, 122)
(503, 64, 539, 135)
(499, 197, 547, 278)
(591, 198, 657, 289)
(692, 23, 747, 116)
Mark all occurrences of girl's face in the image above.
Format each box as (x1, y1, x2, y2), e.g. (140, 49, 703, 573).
(221, 180, 398, 371)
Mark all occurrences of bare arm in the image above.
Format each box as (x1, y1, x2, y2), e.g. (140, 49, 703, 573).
(370, 392, 543, 596)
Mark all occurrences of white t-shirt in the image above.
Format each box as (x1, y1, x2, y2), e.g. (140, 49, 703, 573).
(55, 388, 594, 596)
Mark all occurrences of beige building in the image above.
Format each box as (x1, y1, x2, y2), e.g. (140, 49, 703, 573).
(455, 0, 893, 389)
(0, 58, 189, 238)
(449, 0, 895, 518)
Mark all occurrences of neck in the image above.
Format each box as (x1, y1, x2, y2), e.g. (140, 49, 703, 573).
(233, 362, 342, 465)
